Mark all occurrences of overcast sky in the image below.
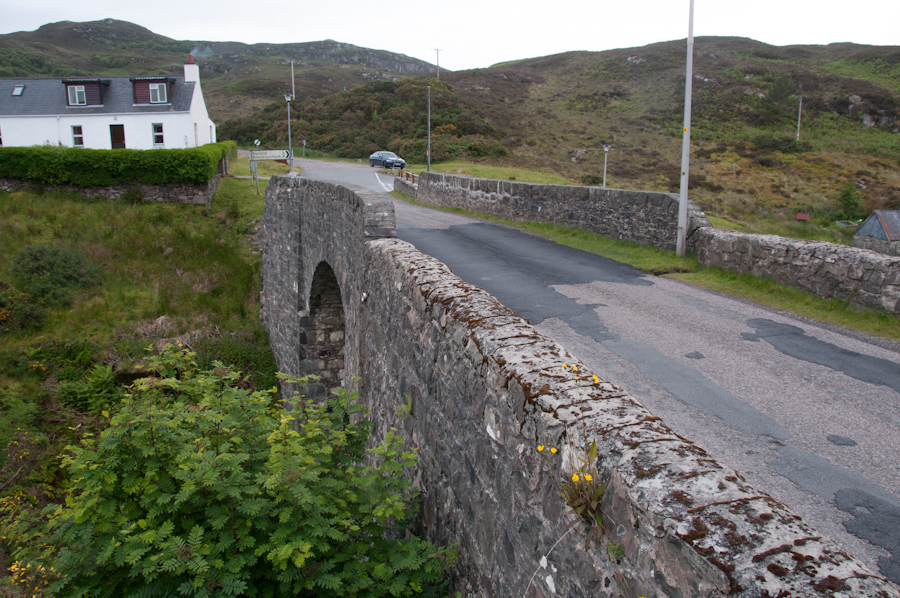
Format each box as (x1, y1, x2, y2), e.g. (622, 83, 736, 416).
(2, 1, 897, 71)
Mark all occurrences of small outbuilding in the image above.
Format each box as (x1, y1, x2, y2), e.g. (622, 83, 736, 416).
(853, 210, 900, 256)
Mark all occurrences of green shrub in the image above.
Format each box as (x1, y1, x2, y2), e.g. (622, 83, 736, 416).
(835, 180, 865, 220)
(56, 364, 123, 414)
(0, 142, 236, 187)
(0, 346, 30, 377)
(0, 384, 40, 468)
(33, 338, 97, 369)
(40, 346, 455, 597)
(0, 281, 45, 333)
(11, 244, 100, 308)
(768, 74, 795, 108)
(750, 134, 812, 153)
(193, 325, 277, 391)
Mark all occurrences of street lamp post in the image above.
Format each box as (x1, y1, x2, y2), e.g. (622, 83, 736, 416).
(284, 91, 293, 174)
(602, 144, 610, 188)
(427, 85, 431, 172)
(675, 0, 695, 257)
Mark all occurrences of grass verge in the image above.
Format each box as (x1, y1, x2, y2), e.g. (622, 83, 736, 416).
(405, 161, 576, 185)
(230, 154, 291, 177)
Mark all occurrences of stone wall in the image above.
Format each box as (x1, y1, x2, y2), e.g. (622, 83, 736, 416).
(261, 175, 900, 597)
(408, 172, 900, 315)
(414, 171, 712, 252)
(696, 227, 900, 314)
(394, 175, 418, 198)
(0, 156, 229, 206)
(855, 234, 900, 258)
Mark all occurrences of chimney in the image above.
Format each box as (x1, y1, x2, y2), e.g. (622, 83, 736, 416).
(184, 57, 200, 83)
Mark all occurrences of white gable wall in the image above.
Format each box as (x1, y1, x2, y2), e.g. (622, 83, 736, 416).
(184, 62, 217, 146)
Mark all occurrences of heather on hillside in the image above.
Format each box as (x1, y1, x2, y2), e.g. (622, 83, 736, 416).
(220, 78, 508, 163)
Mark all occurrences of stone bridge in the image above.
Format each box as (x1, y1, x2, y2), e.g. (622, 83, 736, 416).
(260, 175, 899, 597)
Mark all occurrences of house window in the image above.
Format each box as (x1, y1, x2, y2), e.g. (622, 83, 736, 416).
(12, 85, 24, 96)
(68, 85, 86, 106)
(152, 123, 164, 146)
(72, 126, 84, 147)
(149, 83, 167, 104)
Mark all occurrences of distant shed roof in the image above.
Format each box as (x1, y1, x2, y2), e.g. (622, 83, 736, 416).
(855, 210, 900, 242)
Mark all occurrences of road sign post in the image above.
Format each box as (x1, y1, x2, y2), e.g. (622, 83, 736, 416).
(250, 149, 292, 162)
(250, 160, 259, 195)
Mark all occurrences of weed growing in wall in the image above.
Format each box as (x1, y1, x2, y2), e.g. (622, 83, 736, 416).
(559, 439, 608, 550)
(526, 363, 615, 595)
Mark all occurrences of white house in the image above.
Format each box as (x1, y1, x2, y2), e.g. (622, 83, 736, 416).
(0, 57, 216, 150)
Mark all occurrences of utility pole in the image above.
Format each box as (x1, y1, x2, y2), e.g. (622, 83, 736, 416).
(675, 0, 694, 258)
(602, 144, 610, 188)
(427, 85, 432, 172)
(285, 91, 293, 174)
(434, 48, 441, 80)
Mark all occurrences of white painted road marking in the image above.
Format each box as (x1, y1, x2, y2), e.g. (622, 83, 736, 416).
(375, 173, 393, 193)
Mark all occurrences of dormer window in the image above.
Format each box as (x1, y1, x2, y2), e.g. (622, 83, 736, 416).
(12, 85, 24, 96)
(68, 85, 86, 106)
(149, 83, 167, 104)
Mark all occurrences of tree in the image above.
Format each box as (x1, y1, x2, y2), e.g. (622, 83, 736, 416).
(44, 345, 455, 597)
(768, 74, 795, 108)
(835, 181, 865, 220)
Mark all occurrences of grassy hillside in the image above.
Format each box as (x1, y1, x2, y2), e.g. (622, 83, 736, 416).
(3, 20, 899, 230)
(220, 78, 507, 162)
(0, 19, 437, 123)
(0, 178, 277, 580)
(217, 35, 900, 231)
(437, 38, 900, 224)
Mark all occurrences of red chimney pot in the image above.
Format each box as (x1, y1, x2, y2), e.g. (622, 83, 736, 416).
(188, 55, 195, 64)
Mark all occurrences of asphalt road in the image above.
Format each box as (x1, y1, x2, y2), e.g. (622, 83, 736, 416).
(290, 158, 900, 583)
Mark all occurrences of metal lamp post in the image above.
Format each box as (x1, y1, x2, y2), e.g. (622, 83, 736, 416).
(675, 0, 695, 257)
(284, 91, 294, 174)
(602, 144, 610, 188)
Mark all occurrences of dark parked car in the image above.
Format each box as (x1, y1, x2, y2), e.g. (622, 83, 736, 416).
(369, 151, 406, 169)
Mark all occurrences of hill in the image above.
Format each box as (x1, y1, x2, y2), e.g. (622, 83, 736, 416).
(0, 19, 438, 122)
(436, 38, 900, 222)
(3, 20, 899, 226)
(210, 34, 900, 226)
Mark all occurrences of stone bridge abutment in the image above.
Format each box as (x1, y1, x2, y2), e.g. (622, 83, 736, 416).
(260, 174, 899, 597)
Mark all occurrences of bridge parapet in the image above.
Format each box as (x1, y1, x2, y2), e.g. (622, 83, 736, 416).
(406, 171, 900, 314)
(261, 175, 900, 596)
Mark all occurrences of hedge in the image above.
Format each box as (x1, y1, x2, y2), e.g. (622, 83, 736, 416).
(0, 142, 236, 186)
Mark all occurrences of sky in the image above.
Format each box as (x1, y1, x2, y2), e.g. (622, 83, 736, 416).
(2, 0, 898, 71)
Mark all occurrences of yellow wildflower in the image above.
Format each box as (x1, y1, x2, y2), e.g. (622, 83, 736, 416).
(537, 445, 544, 452)
(585, 474, 592, 481)
(572, 473, 579, 482)
(550, 447, 557, 454)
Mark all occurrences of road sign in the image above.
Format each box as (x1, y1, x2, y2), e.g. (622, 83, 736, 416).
(251, 149, 291, 161)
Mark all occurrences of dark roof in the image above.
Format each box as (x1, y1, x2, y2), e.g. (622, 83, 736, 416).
(0, 76, 195, 116)
(856, 210, 900, 241)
